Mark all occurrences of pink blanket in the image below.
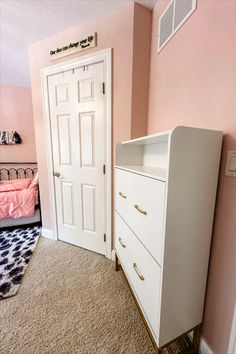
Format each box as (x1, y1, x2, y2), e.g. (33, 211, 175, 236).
(0, 179, 37, 219)
(0, 178, 32, 192)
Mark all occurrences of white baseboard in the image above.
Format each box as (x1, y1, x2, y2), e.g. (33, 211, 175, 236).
(227, 303, 236, 354)
(111, 249, 116, 261)
(189, 332, 214, 354)
(41, 228, 54, 240)
(200, 338, 214, 354)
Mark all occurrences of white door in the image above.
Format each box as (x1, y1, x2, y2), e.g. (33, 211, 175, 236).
(48, 62, 106, 255)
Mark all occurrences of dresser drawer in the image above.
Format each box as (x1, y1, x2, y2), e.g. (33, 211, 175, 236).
(115, 214, 130, 271)
(115, 168, 131, 219)
(115, 212, 161, 335)
(115, 168, 166, 264)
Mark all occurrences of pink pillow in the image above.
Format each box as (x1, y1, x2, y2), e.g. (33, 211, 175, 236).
(0, 178, 32, 192)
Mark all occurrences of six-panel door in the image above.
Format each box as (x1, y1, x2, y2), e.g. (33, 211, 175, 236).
(48, 63, 106, 255)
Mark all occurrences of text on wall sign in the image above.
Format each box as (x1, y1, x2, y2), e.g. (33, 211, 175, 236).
(50, 33, 97, 61)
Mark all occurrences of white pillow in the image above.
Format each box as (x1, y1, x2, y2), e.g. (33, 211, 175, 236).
(29, 171, 39, 188)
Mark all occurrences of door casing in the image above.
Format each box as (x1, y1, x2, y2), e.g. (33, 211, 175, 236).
(41, 48, 112, 259)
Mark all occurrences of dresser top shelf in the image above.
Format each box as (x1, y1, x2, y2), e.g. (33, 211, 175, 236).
(120, 130, 171, 146)
(116, 126, 223, 184)
(115, 165, 167, 181)
(120, 126, 223, 146)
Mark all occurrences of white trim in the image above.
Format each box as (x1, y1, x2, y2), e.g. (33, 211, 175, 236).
(111, 249, 116, 261)
(104, 48, 112, 259)
(41, 69, 58, 245)
(189, 332, 214, 354)
(41, 228, 54, 240)
(41, 48, 112, 259)
(157, 0, 197, 52)
(228, 303, 236, 354)
(200, 338, 214, 354)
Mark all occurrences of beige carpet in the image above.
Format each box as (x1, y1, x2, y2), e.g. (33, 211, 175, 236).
(0, 236, 193, 354)
(0, 236, 156, 354)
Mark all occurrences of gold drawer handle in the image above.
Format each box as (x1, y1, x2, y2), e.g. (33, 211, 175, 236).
(118, 237, 126, 248)
(119, 192, 127, 199)
(133, 263, 144, 281)
(134, 204, 147, 215)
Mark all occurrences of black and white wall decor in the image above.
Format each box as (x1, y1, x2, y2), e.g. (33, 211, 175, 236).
(0, 131, 22, 145)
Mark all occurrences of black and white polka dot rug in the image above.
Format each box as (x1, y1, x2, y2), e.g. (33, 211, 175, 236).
(0, 226, 41, 299)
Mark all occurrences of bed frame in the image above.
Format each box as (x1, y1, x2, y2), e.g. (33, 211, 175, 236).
(0, 162, 42, 229)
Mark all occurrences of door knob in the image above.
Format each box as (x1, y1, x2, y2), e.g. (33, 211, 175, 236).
(53, 171, 61, 177)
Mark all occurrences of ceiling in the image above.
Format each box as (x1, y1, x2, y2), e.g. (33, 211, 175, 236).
(0, 0, 156, 88)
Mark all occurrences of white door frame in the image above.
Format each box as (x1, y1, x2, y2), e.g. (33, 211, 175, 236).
(41, 48, 112, 259)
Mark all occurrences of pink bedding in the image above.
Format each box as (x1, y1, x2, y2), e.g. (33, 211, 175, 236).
(0, 179, 37, 219)
(0, 178, 32, 192)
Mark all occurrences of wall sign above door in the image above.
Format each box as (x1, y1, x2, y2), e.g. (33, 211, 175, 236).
(50, 33, 97, 61)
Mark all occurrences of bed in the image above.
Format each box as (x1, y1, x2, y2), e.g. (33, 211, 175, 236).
(0, 163, 41, 229)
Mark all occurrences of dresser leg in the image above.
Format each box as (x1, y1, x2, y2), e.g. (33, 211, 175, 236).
(115, 253, 119, 271)
(193, 325, 201, 353)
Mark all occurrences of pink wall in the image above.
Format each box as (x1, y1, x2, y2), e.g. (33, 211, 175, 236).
(147, 1, 236, 353)
(131, 4, 152, 139)
(0, 83, 36, 162)
(28, 3, 151, 230)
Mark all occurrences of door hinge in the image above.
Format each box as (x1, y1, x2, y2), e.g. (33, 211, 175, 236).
(102, 82, 105, 94)
(103, 164, 106, 174)
(104, 233, 106, 242)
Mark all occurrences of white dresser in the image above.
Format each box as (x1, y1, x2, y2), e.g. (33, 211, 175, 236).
(114, 126, 223, 352)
